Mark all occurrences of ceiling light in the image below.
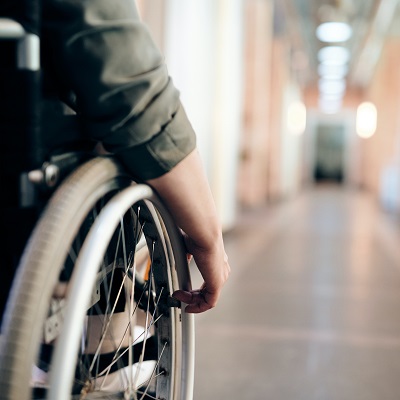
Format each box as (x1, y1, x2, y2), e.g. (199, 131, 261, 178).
(319, 73, 346, 81)
(318, 46, 350, 65)
(319, 92, 344, 102)
(318, 63, 348, 78)
(316, 22, 353, 43)
(318, 78, 346, 94)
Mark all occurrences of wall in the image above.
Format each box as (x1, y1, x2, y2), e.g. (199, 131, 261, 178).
(146, 0, 245, 230)
(362, 37, 400, 214)
(238, 0, 274, 206)
(239, 1, 306, 205)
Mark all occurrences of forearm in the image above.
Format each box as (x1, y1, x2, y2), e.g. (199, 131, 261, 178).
(146, 149, 230, 306)
(147, 149, 220, 248)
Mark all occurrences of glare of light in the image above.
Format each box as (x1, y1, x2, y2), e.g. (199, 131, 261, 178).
(316, 22, 353, 43)
(319, 73, 346, 81)
(356, 102, 377, 138)
(318, 63, 348, 78)
(319, 58, 349, 67)
(287, 101, 307, 135)
(319, 93, 344, 102)
(318, 78, 346, 94)
(318, 46, 350, 64)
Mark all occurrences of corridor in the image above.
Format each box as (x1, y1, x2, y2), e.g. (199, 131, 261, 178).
(192, 185, 400, 400)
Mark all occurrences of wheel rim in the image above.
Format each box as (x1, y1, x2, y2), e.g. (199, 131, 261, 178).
(45, 185, 187, 400)
(0, 158, 193, 400)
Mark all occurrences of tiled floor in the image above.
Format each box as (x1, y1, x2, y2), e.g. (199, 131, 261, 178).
(191, 185, 400, 400)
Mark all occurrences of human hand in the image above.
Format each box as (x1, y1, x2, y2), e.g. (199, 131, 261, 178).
(172, 284, 222, 313)
(172, 233, 230, 313)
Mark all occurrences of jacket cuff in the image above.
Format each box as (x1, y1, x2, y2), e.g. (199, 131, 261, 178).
(115, 103, 196, 180)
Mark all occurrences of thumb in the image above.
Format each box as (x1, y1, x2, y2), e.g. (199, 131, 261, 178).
(172, 290, 193, 304)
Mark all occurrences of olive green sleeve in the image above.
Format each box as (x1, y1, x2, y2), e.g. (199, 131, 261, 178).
(43, 0, 196, 179)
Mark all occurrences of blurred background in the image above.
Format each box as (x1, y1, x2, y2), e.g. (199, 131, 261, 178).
(137, 1, 400, 399)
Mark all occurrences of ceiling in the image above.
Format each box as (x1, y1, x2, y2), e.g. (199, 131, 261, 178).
(279, 0, 400, 91)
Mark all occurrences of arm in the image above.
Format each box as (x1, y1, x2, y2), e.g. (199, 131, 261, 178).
(147, 149, 230, 313)
(45, 0, 228, 312)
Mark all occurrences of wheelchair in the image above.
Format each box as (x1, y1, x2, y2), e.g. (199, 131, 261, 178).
(0, 7, 195, 400)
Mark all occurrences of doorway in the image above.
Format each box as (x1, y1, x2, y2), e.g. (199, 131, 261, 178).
(314, 123, 345, 182)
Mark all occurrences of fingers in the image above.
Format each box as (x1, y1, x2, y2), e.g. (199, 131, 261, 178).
(172, 289, 216, 314)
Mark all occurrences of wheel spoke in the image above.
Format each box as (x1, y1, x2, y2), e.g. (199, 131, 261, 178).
(29, 174, 192, 399)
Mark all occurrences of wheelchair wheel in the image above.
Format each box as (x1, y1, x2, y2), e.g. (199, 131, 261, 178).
(0, 157, 195, 400)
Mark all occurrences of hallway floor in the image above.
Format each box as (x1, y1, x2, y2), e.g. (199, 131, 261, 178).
(192, 185, 400, 400)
